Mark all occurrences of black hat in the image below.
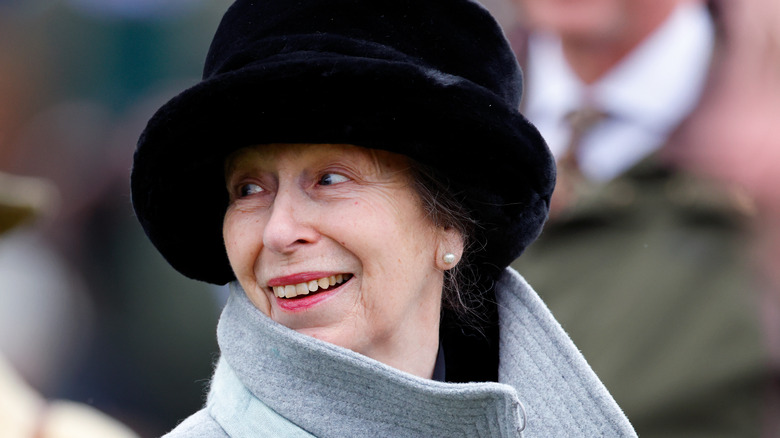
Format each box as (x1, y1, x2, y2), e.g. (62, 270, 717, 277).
(131, 0, 555, 285)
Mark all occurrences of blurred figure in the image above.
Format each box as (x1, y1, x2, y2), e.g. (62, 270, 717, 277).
(508, 0, 778, 436)
(1, 340, 140, 438)
(0, 9, 93, 398)
(670, 0, 780, 289)
(669, 2, 780, 432)
(1, 4, 227, 435)
(0, 172, 138, 438)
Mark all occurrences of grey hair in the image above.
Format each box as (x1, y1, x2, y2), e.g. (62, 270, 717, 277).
(407, 160, 481, 319)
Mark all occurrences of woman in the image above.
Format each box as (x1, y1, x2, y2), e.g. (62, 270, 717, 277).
(131, 0, 636, 436)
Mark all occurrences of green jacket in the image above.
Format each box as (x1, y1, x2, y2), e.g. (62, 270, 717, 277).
(512, 157, 770, 438)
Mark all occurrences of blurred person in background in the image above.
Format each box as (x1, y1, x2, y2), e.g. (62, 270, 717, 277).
(507, 0, 779, 436)
(0, 172, 138, 438)
(0, 18, 147, 423)
(668, 1, 780, 432)
(0, 9, 94, 409)
(1, 2, 230, 435)
(669, 0, 780, 289)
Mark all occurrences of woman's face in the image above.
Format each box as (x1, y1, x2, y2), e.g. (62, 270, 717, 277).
(223, 143, 460, 374)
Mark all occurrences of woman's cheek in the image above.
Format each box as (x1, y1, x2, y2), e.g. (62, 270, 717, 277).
(245, 285, 272, 316)
(224, 212, 272, 316)
(223, 213, 243, 273)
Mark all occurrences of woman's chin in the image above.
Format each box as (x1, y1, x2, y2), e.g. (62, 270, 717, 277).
(272, 298, 355, 342)
(292, 324, 368, 354)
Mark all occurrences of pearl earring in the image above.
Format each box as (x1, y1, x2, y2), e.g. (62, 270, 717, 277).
(443, 253, 456, 265)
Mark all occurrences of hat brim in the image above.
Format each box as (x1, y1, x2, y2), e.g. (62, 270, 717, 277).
(131, 55, 554, 284)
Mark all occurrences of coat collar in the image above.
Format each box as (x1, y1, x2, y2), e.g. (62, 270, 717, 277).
(211, 269, 635, 437)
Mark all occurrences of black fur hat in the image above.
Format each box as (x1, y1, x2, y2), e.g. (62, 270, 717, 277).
(131, 0, 555, 285)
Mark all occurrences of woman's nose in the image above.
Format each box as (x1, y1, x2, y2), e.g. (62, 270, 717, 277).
(262, 186, 320, 254)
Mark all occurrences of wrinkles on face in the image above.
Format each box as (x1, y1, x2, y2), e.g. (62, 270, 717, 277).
(222, 143, 446, 376)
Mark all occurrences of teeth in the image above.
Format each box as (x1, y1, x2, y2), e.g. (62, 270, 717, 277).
(285, 285, 297, 298)
(272, 274, 350, 298)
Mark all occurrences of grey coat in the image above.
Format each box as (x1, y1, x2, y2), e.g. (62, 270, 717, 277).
(164, 268, 635, 437)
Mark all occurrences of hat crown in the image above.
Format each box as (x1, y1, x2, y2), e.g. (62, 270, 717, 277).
(204, 0, 523, 107)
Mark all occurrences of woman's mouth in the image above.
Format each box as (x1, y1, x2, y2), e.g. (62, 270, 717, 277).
(271, 274, 352, 298)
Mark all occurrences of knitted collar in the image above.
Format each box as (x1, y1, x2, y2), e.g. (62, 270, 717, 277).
(212, 269, 635, 437)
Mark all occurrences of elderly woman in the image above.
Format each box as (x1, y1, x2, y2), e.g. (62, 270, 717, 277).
(131, 0, 635, 436)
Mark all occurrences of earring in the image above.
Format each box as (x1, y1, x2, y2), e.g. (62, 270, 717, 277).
(443, 253, 456, 265)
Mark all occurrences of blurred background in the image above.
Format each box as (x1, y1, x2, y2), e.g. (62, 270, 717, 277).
(1, 0, 778, 437)
(0, 1, 230, 436)
(505, 0, 780, 437)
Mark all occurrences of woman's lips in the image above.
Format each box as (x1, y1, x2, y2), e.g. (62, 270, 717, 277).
(270, 273, 350, 298)
(271, 274, 353, 312)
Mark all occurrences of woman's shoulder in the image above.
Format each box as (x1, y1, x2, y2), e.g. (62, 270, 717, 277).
(162, 409, 228, 438)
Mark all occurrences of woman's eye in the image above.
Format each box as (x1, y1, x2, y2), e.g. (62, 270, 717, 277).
(239, 183, 263, 197)
(318, 173, 350, 186)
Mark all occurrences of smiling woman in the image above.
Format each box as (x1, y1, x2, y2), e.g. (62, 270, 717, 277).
(129, 0, 636, 436)
(222, 144, 452, 377)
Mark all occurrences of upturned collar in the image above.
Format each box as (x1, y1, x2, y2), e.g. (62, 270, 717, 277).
(211, 269, 635, 437)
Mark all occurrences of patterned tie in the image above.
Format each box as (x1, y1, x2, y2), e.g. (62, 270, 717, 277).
(550, 107, 608, 216)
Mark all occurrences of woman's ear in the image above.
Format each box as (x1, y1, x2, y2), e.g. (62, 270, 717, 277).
(435, 227, 464, 271)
